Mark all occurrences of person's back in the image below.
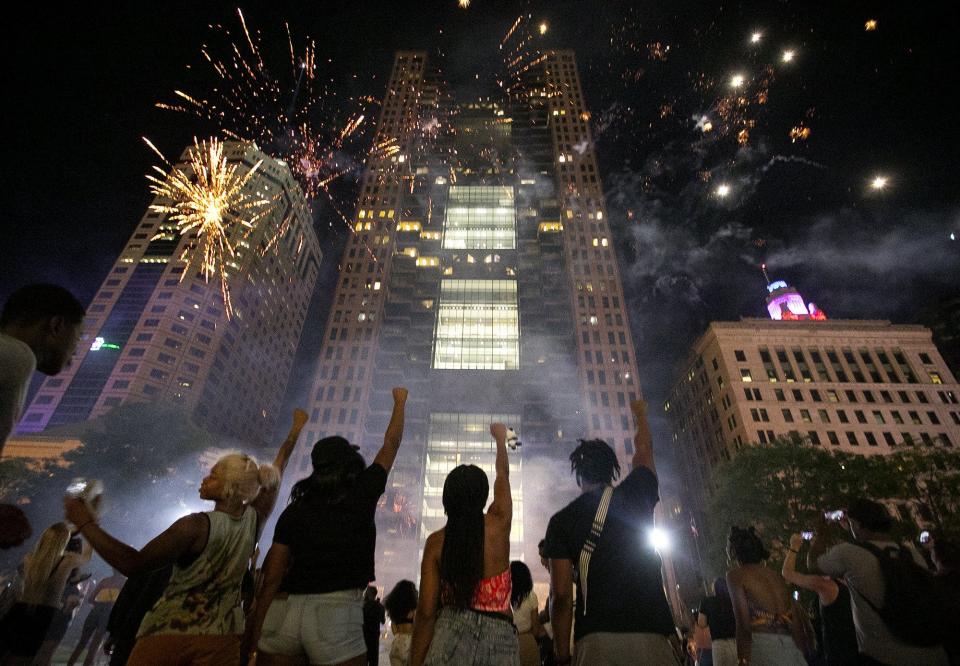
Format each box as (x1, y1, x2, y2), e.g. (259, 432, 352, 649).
(698, 579, 737, 666)
(543, 401, 678, 666)
(735, 565, 797, 634)
(818, 539, 949, 665)
(275, 464, 387, 594)
(250, 389, 408, 666)
(545, 466, 674, 639)
(726, 526, 808, 666)
(409, 423, 519, 666)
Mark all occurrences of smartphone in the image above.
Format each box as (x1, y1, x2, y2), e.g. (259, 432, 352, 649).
(824, 510, 845, 522)
(801, 531, 814, 541)
(919, 530, 931, 544)
(65, 478, 90, 499)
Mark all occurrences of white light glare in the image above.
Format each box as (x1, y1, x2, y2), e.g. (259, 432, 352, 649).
(870, 175, 889, 190)
(750, 32, 763, 44)
(716, 183, 731, 197)
(649, 527, 671, 552)
(729, 73, 746, 88)
(781, 49, 796, 63)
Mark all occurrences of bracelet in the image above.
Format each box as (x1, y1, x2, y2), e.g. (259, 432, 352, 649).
(76, 519, 96, 532)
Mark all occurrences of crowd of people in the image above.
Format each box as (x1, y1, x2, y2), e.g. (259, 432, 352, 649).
(0, 282, 957, 666)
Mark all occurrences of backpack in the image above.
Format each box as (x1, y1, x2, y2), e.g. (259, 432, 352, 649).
(855, 541, 946, 647)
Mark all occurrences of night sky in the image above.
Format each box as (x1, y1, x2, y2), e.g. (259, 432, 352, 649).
(3, 1, 958, 466)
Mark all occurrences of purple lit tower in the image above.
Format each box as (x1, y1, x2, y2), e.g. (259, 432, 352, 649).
(763, 266, 827, 321)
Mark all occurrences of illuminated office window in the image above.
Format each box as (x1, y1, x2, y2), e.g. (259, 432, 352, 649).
(421, 412, 523, 559)
(443, 186, 516, 249)
(432, 279, 519, 370)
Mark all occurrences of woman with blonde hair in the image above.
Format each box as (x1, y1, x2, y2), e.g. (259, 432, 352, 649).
(0, 522, 92, 661)
(64, 409, 307, 666)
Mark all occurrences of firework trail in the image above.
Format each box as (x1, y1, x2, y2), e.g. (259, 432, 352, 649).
(157, 8, 376, 205)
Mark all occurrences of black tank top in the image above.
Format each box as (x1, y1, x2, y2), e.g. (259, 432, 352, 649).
(821, 582, 859, 665)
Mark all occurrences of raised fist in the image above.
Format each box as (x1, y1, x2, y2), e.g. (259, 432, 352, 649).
(490, 423, 507, 441)
(392, 387, 408, 403)
(630, 399, 648, 419)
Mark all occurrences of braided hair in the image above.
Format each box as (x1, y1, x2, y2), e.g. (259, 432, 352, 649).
(728, 525, 770, 564)
(439, 464, 488, 609)
(569, 439, 621, 487)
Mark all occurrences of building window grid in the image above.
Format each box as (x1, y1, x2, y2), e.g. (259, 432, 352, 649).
(442, 186, 516, 250)
(432, 279, 520, 370)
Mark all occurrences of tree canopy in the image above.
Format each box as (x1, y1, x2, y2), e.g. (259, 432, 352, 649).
(702, 433, 960, 576)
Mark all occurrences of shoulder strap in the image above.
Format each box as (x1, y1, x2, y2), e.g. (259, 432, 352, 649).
(577, 485, 613, 617)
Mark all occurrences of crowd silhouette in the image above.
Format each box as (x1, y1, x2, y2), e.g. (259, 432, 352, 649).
(1, 285, 957, 666)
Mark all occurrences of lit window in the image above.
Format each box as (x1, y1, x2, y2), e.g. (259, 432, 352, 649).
(442, 186, 516, 250)
(432, 279, 519, 370)
(930, 372, 943, 384)
(740, 368, 753, 382)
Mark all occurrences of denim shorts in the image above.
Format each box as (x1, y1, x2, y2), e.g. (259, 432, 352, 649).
(258, 589, 366, 664)
(424, 607, 520, 665)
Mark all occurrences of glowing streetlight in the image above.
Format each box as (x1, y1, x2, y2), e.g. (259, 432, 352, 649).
(870, 175, 889, 190)
(539, 21, 548, 35)
(729, 73, 746, 88)
(781, 49, 795, 63)
(649, 527, 671, 552)
(750, 32, 763, 44)
(716, 183, 731, 198)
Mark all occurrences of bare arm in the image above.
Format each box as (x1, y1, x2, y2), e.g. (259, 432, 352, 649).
(250, 409, 308, 523)
(273, 408, 308, 477)
(66, 498, 204, 577)
(630, 400, 656, 473)
(410, 533, 441, 666)
(727, 571, 753, 665)
(806, 515, 835, 573)
(487, 423, 512, 524)
(247, 543, 289, 651)
(373, 388, 408, 473)
(782, 533, 837, 603)
(550, 558, 574, 663)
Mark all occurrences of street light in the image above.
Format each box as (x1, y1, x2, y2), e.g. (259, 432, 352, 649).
(870, 175, 889, 190)
(716, 183, 731, 198)
(649, 527, 671, 552)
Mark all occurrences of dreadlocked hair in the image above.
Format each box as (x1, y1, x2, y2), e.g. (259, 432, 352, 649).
(728, 525, 770, 564)
(569, 439, 621, 487)
(439, 464, 489, 609)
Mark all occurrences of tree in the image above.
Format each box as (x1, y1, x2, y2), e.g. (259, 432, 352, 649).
(884, 447, 960, 537)
(702, 433, 920, 576)
(15, 401, 219, 549)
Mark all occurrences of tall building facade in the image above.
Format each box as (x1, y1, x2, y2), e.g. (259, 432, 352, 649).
(18, 142, 321, 446)
(297, 47, 646, 584)
(666, 291, 960, 531)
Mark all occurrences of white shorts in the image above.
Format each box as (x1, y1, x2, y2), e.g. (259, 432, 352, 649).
(258, 590, 366, 665)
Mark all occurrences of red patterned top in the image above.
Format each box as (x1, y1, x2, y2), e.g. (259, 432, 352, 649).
(442, 568, 512, 613)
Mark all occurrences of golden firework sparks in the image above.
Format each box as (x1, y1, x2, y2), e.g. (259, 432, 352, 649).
(144, 137, 273, 318)
(864, 19, 878, 31)
(458, 0, 470, 7)
(789, 125, 811, 142)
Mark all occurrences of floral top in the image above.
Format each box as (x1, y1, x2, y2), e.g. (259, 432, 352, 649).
(137, 506, 256, 637)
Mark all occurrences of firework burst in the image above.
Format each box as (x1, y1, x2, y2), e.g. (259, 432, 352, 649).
(157, 9, 377, 206)
(144, 137, 273, 317)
